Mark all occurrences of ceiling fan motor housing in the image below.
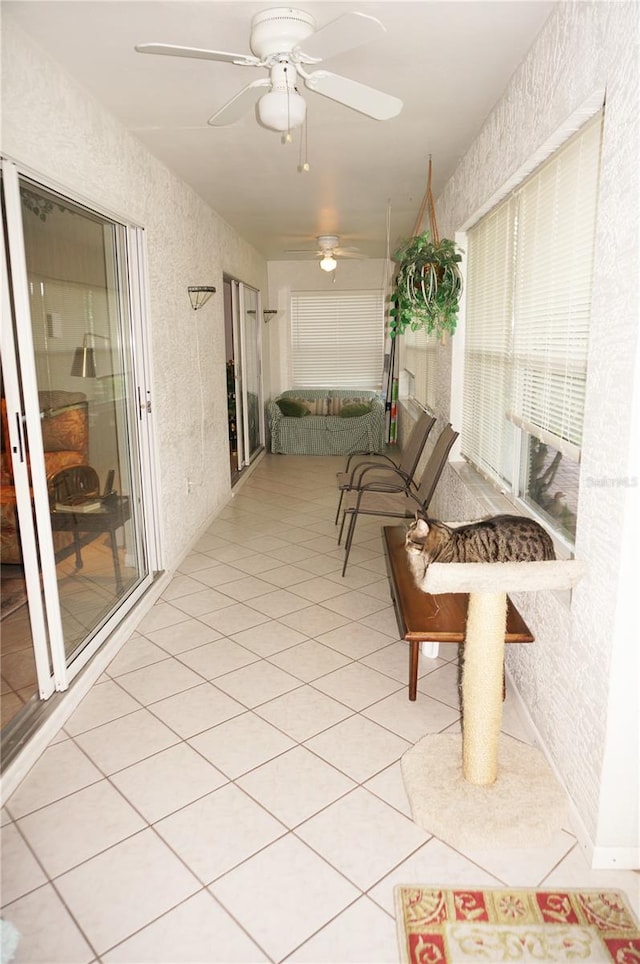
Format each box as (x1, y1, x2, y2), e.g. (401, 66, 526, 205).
(318, 235, 339, 253)
(250, 8, 316, 60)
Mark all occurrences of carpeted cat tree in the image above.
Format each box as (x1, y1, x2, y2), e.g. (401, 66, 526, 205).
(401, 554, 586, 850)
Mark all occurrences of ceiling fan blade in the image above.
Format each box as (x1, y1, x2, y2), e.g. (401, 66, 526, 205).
(305, 70, 402, 121)
(135, 43, 260, 67)
(207, 79, 269, 127)
(296, 12, 385, 62)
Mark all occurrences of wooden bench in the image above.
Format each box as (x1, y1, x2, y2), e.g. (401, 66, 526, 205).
(382, 525, 534, 700)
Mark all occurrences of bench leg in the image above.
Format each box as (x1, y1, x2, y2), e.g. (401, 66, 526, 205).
(409, 641, 419, 700)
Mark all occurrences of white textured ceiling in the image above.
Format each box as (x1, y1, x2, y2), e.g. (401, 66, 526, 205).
(5, 0, 555, 260)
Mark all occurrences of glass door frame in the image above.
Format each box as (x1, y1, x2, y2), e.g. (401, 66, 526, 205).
(1, 157, 160, 692)
(234, 280, 264, 469)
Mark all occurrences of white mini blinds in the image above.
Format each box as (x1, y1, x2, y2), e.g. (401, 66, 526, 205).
(462, 111, 603, 486)
(290, 290, 385, 389)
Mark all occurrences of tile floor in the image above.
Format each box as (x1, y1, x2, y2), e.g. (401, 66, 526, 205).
(1, 454, 638, 963)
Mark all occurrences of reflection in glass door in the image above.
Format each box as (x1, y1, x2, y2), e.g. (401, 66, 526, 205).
(1, 164, 154, 744)
(239, 284, 264, 464)
(225, 279, 264, 481)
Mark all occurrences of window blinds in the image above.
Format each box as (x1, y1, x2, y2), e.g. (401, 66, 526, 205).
(462, 112, 602, 481)
(512, 115, 602, 455)
(404, 327, 438, 411)
(462, 196, 516, 484)
(290, 290, 385, 389)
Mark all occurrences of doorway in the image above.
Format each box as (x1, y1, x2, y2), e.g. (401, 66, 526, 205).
(223, 278, 265, 484)
(1, 163, 157, 761)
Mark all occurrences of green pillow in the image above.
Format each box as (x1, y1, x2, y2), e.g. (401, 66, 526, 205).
(277, 398, 309, 418)
(339, 402, 373, 418)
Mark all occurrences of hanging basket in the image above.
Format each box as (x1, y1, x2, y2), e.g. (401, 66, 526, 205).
(389, 160, 463, 340)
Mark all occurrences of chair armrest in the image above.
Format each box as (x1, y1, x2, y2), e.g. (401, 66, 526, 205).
(344, 451, 398, 473)
(349, 462, 410, 487)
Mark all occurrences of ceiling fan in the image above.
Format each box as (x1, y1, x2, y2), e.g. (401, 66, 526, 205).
(285, 235, 364, 271)
(135, 7, 403, 133)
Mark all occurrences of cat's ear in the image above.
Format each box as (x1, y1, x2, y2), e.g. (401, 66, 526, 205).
(413, 518, 430, 537)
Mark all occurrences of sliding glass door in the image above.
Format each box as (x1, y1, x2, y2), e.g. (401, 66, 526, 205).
(1, 161, 156, 744)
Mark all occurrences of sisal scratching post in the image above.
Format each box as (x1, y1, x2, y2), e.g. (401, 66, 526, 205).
(461, 591, 507, 785)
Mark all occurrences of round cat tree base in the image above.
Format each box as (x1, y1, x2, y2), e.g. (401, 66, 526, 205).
(401, 732, 569, 851)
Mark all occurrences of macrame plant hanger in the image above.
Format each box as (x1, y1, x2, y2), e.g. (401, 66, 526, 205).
(412, 157, 447, 345)
(412, 155, 439, 244)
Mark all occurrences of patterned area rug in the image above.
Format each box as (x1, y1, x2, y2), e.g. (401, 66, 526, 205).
(395, 887, 640, 963)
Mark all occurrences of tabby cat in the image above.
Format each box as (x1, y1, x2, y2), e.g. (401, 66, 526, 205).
(405, 513, 556, 572)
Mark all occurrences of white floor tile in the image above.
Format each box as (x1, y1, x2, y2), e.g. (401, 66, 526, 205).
(248, 588, 313, 618)
(212, 660, 303, 708)
(286, 895, 397, 963)
(230, 621, 309, 657)
(0, 822, 48, 905)
(316, 622, 396, 658)
(210, 834, 360, 962)
(188, 710, 295, 778)
(55, 828, 201, 954)
(105, 636, 170, 677)
(176, 638, 259, 679)
(254, 686, 354, 742)
(268, 639, 352, 681)
(63, 679, 141, 736)
(297, 787, 429, 889)
(311, 661, 404, 711)
(6, 741, 102, 818)
(144, 618, 222, 655)
(154, 784, 286, 884)
(237, 746, 356, 827)
(363, 689, 461, 742)
(149, 681, 246, 738)
(73, 708, 179, 774)
(115, 658, 204, 705)
(170, 586, 241, 617)
(110, 743, 227, 822)
(16, 779, 145, 878)
(103, 890, 269, 962)
(198, 602, 271, 635)
(1, 883, 95, 962)
(305, 715, 410, 783)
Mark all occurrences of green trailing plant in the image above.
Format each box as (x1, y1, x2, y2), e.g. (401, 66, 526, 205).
(389, 233, 463, 339)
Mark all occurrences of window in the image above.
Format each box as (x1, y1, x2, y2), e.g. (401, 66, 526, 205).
(290, 290, 385, 389)
(404, 326, 438, 411)
(462, 112, 603, 545)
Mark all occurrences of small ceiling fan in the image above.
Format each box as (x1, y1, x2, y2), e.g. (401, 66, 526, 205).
(285, 236, 364, 271)
(135, 7, 402, 133)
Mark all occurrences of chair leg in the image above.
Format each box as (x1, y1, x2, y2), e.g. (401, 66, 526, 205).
(334, 489, 344, 526)
(341, 510, 358, 576)
(337, 509, 347, 545)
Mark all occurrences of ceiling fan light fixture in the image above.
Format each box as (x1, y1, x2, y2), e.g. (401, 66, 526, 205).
(258, 87, 306, 132)
(320, 254, 337, 272)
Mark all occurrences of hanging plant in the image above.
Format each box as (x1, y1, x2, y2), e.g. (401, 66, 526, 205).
(389, 233, 463, 339)
(388, 157, 463, 340)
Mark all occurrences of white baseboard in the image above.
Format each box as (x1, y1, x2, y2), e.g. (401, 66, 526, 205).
(591, 847, 640, 870)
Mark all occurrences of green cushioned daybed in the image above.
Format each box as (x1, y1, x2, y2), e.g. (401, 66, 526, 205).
(269, 388, 385, 456)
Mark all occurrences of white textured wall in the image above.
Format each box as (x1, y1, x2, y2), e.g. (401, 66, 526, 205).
(430, 2, 639, 854)
(1, 16, 268, 566)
